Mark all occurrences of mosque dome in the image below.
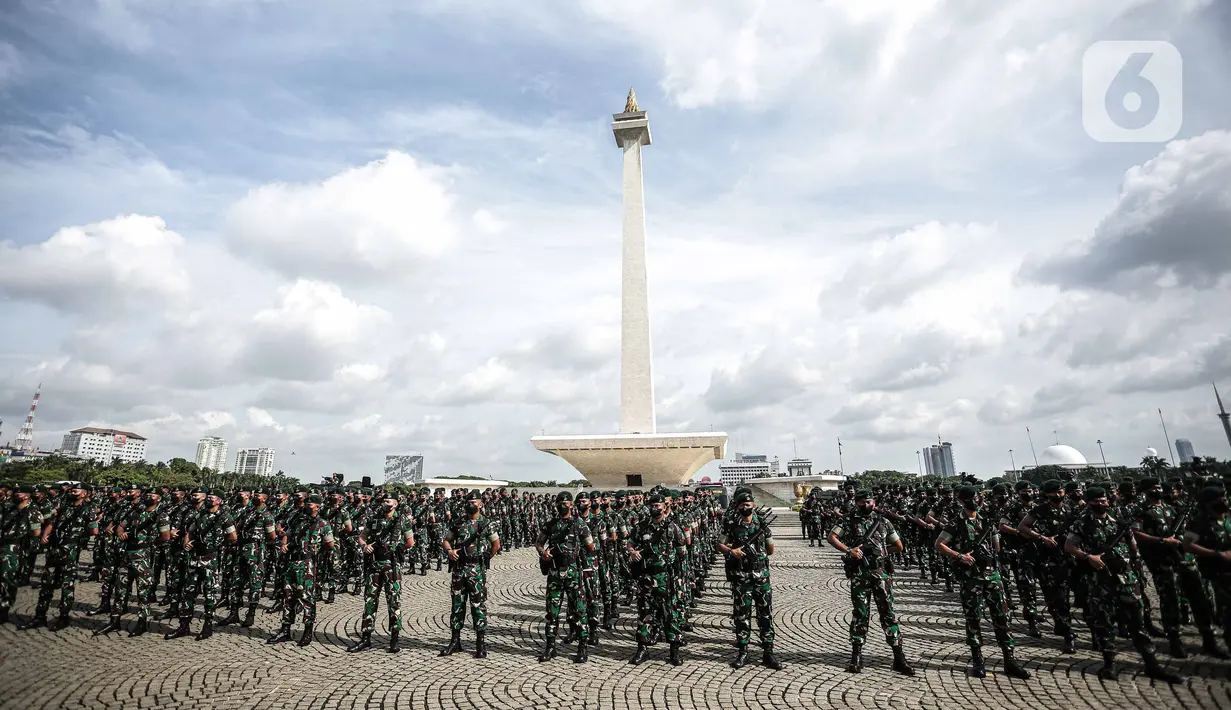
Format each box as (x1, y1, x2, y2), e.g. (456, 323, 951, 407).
(1145, 447, 1159, 457)
(1038, 444, 1088, 467)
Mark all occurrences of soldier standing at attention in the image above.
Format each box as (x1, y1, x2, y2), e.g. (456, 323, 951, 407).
(20, 483, 98, 631)
(827, 490, 915, 676)
(536, 491, 593, 663)
(936, 486, 1031, 679)
(717, 490, 782, 670)
(220, 489, 276, 629)
(94, 488, 169, 637)
(1018, 480, 1078, 653)
(0, 486, 42, 625)
(347, 491, 413, 653)
(267, 493, 334, 647)
(627, 493, 687, 667)
(439, 490, 499, 659)
(574, 491, 607, 644)
(1064, 486, 1182, 683)
(168, 490, 237, 641)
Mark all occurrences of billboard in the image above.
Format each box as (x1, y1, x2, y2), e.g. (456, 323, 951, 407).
(384, 454, 424, 485)
(113, 434, 128, 447)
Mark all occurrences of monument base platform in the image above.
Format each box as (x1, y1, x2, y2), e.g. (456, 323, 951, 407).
(530, 432, 728, 489)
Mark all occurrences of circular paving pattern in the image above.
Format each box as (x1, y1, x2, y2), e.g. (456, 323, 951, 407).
(2, 521, 1229, 709)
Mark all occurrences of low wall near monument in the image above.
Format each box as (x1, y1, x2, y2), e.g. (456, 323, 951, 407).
(746, 474, 844, 507)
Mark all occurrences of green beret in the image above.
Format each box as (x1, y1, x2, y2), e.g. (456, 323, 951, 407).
(648, 494, 665, 505)
(1041, 480, 1063, 494)
(18, 485, 36, 494)
(734, 491, 753, 504)
(556, 491, 573, 503)
(1164, 478, 1184, 490)
(854, 489, 872, 501)
(1198, 486, 1226, 504)
(575, 491, 589, 501)
(193, 486, 208, 494)
(1084, 486, 1107, 500)
(1013, 480, 1031, 491)
(1138, 477, 1161, 490)
(991, 483, 1009, 495)
(1063, 482, 1080, 493)
(1116, 479, 1134, 492)
(465, 491, 482, 501)
(955, 485, 978, 500)
(307, 494, 324, 504)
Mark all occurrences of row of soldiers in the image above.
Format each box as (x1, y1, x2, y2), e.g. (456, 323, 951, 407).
(0, 480, 777, 668)
(818, 476, 1231, 682)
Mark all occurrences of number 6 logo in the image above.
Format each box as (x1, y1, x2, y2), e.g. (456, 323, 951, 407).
(1082, 41, 1183, 143)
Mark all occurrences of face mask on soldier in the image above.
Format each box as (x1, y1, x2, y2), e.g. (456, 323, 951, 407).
(465, 502, 480, 515)
(740, 505, 754, 517)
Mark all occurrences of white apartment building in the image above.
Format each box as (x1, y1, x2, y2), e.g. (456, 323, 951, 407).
(60, 427, 148, 464)
(234, 447, 276, 476)
(718, 453, 779, 486)
(195, 436, 229, 472)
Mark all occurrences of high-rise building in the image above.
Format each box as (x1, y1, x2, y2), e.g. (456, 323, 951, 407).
(1175, 438, 1196, 463)
(195, 436, 229, 472)
(234, 448, 275, 476)
(786, 458, 813, 477)
(60, 427, 148, 463)
(384, 454, 425, 485)
(718, 453, 778, 486)
(923, 442, 956, 477)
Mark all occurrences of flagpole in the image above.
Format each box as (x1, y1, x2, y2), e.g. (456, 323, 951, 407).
(1159, 409, 1176, 466)
(837, 437, 844, 476)
(1026, 426, 1039, 467)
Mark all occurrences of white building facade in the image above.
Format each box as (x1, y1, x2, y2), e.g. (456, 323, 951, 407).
(195, 436, 229, 472)
(718, 453, 779, 486)
(234, 447, 276, 476)
(60, 428, 148, 464)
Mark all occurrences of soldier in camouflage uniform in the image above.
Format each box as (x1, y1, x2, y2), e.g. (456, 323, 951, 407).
(167, 490, 236, 641)
(574, 491, 607, 643)
(268, 493, 334, 646)
(936, 486, 1030, 679)
(1018, 480, 1078, 653)
(0, 486, 42, 625)
(220, 489, 276, 628)
(718, 490, 782, 669)
(1184, 486, 1231, 650)
(94, 488, 170, 637)
(20, 483, 98, 631)
(1000, 481, 1044, 637)
(536, 491, 592, 663)
(162, 488, 204, 620)
(440, 490, 500, 658)
(1065, 486, 1181, 683)
(320, 489, 353, 603)
(627, 493, 686, 666)
(90, 487, 131, 618)
(347, 491, 413, 653)
(827, 490, 915, 676)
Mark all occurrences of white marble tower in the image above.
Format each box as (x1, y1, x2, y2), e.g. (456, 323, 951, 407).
(613, 89, 656, 435)
(530, 90, 727, 489)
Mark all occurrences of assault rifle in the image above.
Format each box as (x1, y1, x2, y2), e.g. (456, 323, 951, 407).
(1164, 501, 1197, 563)
(1090, 517, 1136, 575)
(726, 507, 776, 574)
(842, 514, 886, 579)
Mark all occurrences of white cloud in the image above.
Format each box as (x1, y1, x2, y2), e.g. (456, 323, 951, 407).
(247, 406, 284, 431)
(227, 151, 459, 283)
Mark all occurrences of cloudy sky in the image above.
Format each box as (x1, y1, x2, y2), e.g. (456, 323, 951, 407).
(1, 0, 1229, 483)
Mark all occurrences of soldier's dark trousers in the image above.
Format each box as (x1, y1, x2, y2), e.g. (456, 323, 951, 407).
(449, 563, 488, 633)
(35, 546, 82, 617)
(848, 567, 902, 649)
(958, 570, 1013, 650)
(360, 561, 401, 634)
(730, 570, 775, 648)
(544, 568, 587, 642)
(1084, 571, 1153, 655)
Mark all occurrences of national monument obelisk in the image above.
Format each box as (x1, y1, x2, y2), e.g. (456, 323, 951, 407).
(531, 90, 728, 488)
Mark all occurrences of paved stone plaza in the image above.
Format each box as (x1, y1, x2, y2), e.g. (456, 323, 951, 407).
(2, 521, 1229, 710)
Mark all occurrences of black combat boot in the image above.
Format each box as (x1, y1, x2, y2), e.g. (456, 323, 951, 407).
(297, 623, 313, 647)
(19, 613, 47, 630)
(669, 641, 683, 666)
(1097, 651, 1118, 681)
(48, 611, 71, 632)
(1167, 632, 1188, 659)
(539, 639, 557, 662)
(160, 605, 180, 621)
(87, 600, 111, 617)
(1061, 635, 1076, 654)
(387, 629, 400, 653)
(440, 630, 463, 656)
(1142, 650, 1182, 684)
(325, 588, 335, 605)
(1026, 617, 1042, 638)
(266, 626, 293, 644)
(195, 618, 213, 641)
(128, 618, 148, 637)
(845, 646, 863, 673)
(762, 645, 783, 670)
(1146, 616, 1166, 638)
(1201, 628, 1229, 659)
(474, 630, 488, 659)
(0, 608, 8, 625)
(1002, 647, 1031, 680)
(562, 628, 575, 645)
(164, 618, 192, 640)
(241, 605, 257, 628)
(629, 642, 648, 665)
(435, 558, 442, 571)
(573, 639, 588, 664)
(589, 623, 600, 644)
(731, 646, 749, 669)
(419, 563, 428, 577)
(93, 615, 123, 636)
(346, 634, 372, 653)
(217, 608, 242, 627)
(969, 647, 986, 678)
(892, 645, 915, 676)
